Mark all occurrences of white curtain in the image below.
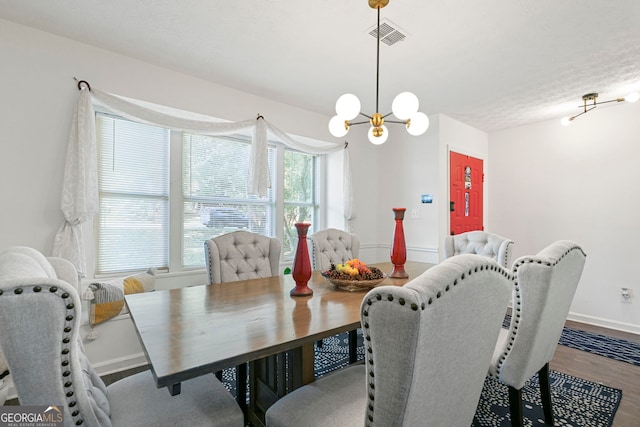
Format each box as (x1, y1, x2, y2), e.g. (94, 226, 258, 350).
(53, 83, 352, 275)
(52, 86, 98, 277)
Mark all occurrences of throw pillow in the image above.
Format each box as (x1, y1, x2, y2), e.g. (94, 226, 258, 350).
(88, 269, 155, 328)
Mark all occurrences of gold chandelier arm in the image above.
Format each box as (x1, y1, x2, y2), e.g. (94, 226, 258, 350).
(592, 98, 625, 107)
(569, 106, 597, 122)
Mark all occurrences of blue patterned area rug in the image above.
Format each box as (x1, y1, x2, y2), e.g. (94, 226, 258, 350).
(222, 331, 622, 426)
(559, 326, 640, 366)
(314, 332, 621, 427)
(502, 314, 640, 367)
(472, 371, 621, 427)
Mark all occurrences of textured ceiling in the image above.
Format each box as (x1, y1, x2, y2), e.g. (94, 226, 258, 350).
(1, 0, 639, 132)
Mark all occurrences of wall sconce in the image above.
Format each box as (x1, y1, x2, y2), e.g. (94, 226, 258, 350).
(561, 92, 639, 125)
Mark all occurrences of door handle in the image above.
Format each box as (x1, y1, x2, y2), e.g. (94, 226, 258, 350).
(450, 201, 455, 212)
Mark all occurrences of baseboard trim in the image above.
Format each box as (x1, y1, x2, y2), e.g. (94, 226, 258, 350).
(567, 312, 640, 335)
(90, 353, 149, 377)
(360, 243, 440, 264)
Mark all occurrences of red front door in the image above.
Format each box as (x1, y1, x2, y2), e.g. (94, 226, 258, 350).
(449, 151, 484, 235)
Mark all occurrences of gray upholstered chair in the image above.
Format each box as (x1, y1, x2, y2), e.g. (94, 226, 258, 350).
(265, 254, 513, 427)
(204, 230, 282, 416)
(309, 228, 361, 362)
(309, 228, 360, 272)
(488, 240, 586, 427)
(0, 246, 243, 427)
(0, 347, 9, 404)
(443, 230, 514, 268)
(204, 230, 281, 285)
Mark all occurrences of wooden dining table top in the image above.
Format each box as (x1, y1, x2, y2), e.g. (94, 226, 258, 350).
(125, 261, 432, 391)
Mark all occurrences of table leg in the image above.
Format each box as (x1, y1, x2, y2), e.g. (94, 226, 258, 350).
(247, 343, 315, 426)
(167, 383, 181, 396)
(283, 342, 315, 392)
(248, 354, 286, 427)
(348, 329, 358, 364)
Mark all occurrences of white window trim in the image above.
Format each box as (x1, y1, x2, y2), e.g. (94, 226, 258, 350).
(95, 118, 323, 275)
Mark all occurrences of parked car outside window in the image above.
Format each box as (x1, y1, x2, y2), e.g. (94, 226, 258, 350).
(200, 207, 249, 230)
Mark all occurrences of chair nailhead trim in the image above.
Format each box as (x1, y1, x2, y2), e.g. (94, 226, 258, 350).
(493, 245, 585, 377)
(0, 284, 87, 426)
(361, 262, 515, 423)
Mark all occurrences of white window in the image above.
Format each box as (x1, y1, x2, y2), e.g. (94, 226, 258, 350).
(283, 150, 316, 258)
(182, 133, 276, 267)
(96, 115, 169, 274)
(95, 113, 319, 274)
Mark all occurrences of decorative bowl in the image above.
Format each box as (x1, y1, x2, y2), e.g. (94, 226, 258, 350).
(324, 274, 387, 292)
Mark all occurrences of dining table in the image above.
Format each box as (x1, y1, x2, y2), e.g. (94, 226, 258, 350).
(125, 260, 432, 426)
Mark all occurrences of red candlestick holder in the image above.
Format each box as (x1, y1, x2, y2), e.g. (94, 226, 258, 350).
(390, 208, 408, 278)
(291, 222, 313, 297)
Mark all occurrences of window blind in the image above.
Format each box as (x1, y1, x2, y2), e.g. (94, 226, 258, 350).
(182, 133, 276, 267)
(96, 114, 169, 273)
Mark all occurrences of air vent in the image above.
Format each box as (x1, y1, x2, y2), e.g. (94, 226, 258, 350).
(368, 19, 407, 46)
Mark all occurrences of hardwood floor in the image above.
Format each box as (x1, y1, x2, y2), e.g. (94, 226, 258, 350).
(550, 320, 640, 427)
(4, 321, 639, 426)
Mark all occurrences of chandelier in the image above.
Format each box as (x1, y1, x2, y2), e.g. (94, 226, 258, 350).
(328, 0, 429, 145)
(561, 91, 639, 125)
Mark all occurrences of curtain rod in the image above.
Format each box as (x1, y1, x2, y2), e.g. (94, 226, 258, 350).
(74, 77, 91, 91)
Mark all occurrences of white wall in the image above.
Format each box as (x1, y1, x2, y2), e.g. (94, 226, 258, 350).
(358, 115, 441, 264)
(0, 19, 341, 254)
(3, 16, 638, 386)
(0, 19, 359, 375)
(357, 113, 488, 265)
(489, 101, 640, 333)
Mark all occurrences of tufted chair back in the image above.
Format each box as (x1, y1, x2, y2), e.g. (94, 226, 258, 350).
(443, 230, 514, 268)
(309, 228, 360, 272)
(265, 255, 513, 427)
(0, 246, 112, 426)
(488, 240, 586, 426)
(204, 230, 281, 284)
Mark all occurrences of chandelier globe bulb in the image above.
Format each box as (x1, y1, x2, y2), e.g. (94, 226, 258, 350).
(560, 117, 573, 126)
(335, 94, 361, 120)
(392, 92, 419, 120)
(406, 112, 430, 136)
(329, 115, 350, 137)
(625, 92, 640, 103)
(368, 125, 388, 145)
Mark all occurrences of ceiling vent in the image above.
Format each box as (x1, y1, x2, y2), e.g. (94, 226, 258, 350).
(368, 19, 407, 46)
